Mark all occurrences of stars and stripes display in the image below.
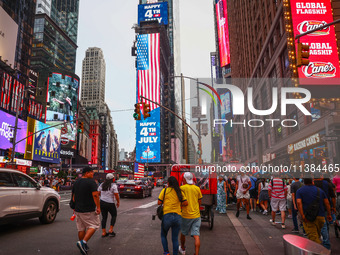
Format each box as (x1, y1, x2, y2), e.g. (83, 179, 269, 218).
(137, 33, 160, 111)
(134, 163, 145, 179)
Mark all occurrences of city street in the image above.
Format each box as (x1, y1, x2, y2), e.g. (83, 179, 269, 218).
(0, 187, 339, 255)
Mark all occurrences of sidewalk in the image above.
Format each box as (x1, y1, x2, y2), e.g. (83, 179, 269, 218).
(225, 204, 340, 255)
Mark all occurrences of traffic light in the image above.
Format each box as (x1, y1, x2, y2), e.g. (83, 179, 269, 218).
(133, 103, 141, 120)
(5, 148, 13, 160)
(78, 121, 84, 133)
(296, 42, 310, 67)
(143, 103, 151, 119)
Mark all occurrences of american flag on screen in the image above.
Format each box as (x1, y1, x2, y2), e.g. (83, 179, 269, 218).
(137, 33, 160, 111)
(134, 163, 145, 179)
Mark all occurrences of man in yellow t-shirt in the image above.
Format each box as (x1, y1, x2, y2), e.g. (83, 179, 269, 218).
(179, 172, 202, 255)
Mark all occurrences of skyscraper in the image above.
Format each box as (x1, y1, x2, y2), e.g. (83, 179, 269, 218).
(81, 47, 106, 107)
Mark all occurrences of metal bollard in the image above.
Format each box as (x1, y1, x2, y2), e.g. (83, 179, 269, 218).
(283, 234, 330, 255)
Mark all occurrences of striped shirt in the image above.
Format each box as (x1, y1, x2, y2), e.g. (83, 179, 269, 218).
(268, 178, 287, 199)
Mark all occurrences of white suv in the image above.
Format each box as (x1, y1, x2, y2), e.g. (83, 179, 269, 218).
(0, 168, 60, 225)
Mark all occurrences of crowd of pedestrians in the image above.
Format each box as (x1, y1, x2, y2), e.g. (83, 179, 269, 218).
(214, 172, 340, 251)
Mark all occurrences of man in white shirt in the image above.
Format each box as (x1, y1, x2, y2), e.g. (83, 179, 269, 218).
(235, 171, 252, 220)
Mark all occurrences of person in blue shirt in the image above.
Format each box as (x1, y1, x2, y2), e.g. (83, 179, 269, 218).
(249, 176, 257, 212)
(296, 178, 332, 245)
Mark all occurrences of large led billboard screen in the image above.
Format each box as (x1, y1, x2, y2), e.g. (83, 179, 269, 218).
(25, 117, 61, 164)
(290, 0, 340, 85)
(0, 109, 27, 153)
(216, 0, 230, 67)
(136, 33, 161, 163)
(46, 73, 79, 151)
(138, 2, 168, 25)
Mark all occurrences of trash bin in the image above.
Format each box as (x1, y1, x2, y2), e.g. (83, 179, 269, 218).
(283, 234, 330, 255)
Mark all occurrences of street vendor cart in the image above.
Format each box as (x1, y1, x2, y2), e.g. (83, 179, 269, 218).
(171, 164, 217, 230)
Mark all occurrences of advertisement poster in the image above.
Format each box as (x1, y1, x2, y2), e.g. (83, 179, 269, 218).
(216, 0, 230, 67)
(0, 109, 27, 153)
(136, 33, 161, 163)
(46, 73, 79, 151)
(290, 0, 340, 84)
(138, 2, 168, 25)
(220, 91, 231, 119)
(0, 6, 18, 68)
(25, 117, 61, 163)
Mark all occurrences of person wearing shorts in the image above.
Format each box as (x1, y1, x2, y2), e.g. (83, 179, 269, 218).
(235, 172, 252, 220)
(72, 167, 101, 255)
(179, 172, 203, 255)
(268, 177, 287, 229)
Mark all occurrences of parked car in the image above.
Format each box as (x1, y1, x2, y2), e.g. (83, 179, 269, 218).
(118, 180, 152, 198)
(0, 168, 61, 225)
(156, 179, 164, 187)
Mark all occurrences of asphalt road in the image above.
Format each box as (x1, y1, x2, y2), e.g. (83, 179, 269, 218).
(1, 188, 339, 255)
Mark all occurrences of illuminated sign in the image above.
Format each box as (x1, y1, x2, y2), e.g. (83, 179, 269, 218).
(0, 72, 12, 111)
(136, 33, 161, 163)
(0, 109, 27, 153)
(216, 0, 230, 67)
(287, 133, 321, 154)
(25, 117, 61, 163)
(290, 0, 340, 84)
(46, 73, 79, 151)
(220, 91, 231, 119)
(138, 2, 168, 25)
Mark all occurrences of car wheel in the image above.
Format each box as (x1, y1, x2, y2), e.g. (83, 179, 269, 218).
(39, 200, 57, 224)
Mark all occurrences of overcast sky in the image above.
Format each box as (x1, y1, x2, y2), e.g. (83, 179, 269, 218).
(75, 0, 215, 152)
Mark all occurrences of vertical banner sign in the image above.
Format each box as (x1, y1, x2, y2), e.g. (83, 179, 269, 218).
(0, 72, 12, 111)
(138, 2, 168, 25)
(136, 33, 161, 163)
(290, 0, 340, 84)
(216, 0, 230, 67)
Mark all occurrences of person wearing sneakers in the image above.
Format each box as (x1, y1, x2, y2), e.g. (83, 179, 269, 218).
(179, 172, 203, 255)
(158, 176, 188, 255)
(258, 178, 269, 215)
(98, 173, 120, 238)
(235, 171, 252, 220)
(268, 175, 287, 229)
(72, 167, 100, 255)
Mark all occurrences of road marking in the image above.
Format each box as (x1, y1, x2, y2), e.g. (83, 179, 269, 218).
(227, 212, 263, 255)
(60, 199, 69, 203)
(136, 200, 158, 209)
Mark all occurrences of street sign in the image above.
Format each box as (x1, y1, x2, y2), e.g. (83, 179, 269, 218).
(322, 136, 338, 142)
(192, 106, 201, 118)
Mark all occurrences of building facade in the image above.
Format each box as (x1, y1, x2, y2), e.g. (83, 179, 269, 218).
(81, 47, 106, 107)
(226, 0, 340, 166)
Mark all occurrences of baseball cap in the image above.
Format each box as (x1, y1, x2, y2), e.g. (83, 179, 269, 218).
(82, 167, 93, 174)
(106, 173, 114, 180)
(183, 172, 194, 185)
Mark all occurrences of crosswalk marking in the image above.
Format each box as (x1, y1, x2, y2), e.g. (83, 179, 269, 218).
(136, 200, 158, 209)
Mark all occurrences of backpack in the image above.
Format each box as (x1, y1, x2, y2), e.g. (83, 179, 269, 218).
(304, 188, 320, 222)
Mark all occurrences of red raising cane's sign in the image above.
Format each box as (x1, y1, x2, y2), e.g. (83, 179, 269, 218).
(290, 0, 340, 85)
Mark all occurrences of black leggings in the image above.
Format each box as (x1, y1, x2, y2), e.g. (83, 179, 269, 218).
(100, 200, 117, 229)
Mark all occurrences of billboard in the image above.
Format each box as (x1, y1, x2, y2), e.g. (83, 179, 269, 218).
(138, 2, 168, 25)
(25, 117, 61, 164)
(290, 0, 340, 84)
(46, 73, 79, 151)
(136, 33, 161, 163)
(216, 0, 230, 67)
(0, 72, 12, 111)
(0, 109, 27, 153)
(0, 6, 18, 68)
(220, 91, 231, 119)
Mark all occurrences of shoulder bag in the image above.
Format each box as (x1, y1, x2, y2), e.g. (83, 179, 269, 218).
(157, 188, 167, 220)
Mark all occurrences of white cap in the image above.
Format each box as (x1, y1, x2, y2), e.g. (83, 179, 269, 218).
(183, 172, 194, 184)
(106, 173, 114, 180)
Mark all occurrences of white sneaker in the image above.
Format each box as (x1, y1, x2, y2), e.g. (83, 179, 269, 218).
(179, 246, 186, 255)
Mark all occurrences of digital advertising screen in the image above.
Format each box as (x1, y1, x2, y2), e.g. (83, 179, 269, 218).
(220, 91, 231, 119)
(46, 73, 79, 150)
(290, 0, 340, 85)
(27, 118, 61, 164)
(0, 109, 27, 153)
(216, 0, 230, 67)
(138, 2, 168, 25)
(136, 33, 161, 163)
